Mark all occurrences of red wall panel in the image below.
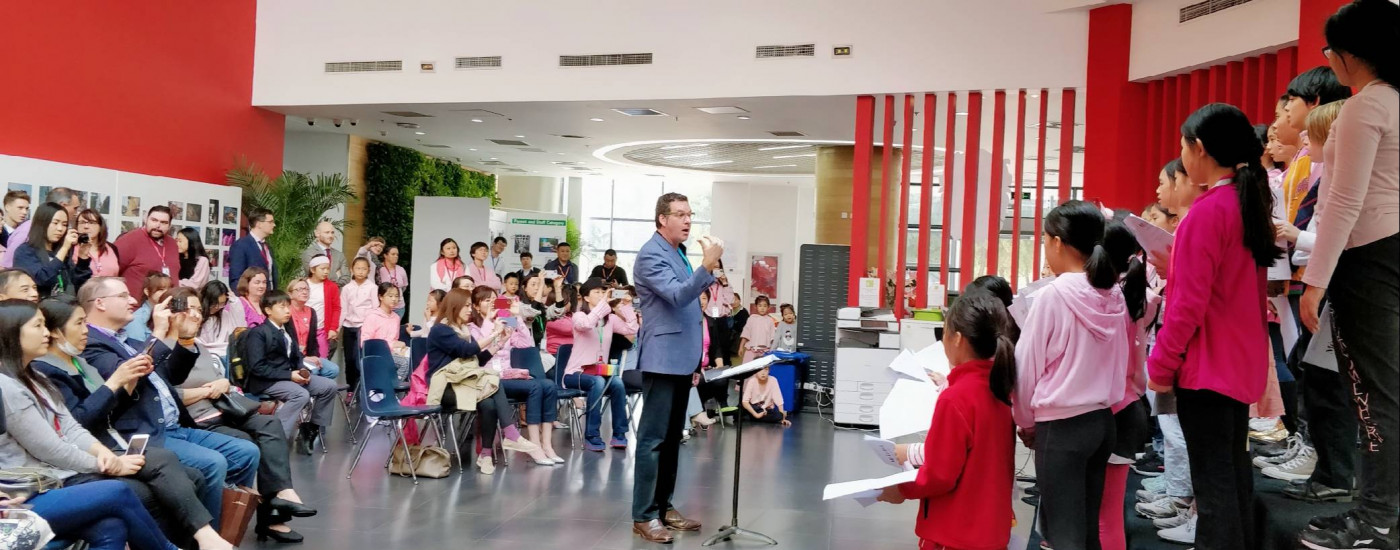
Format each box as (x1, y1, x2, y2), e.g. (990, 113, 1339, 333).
(915, 94, 936, 307)
(1083, 3, 1145, 209)
(849, 96, 876, 305)
(1192, 69, 1210, 111)
(1298, 0, 1350, 70)
(0, 2, 283, 184)
(940, 94, 957, 289)
(1226, 61, 1245, 107)
(877, 95, 896, 305)
(1058, 90, 1076, 205)
(1033, 92, 1049, 279)
(1243, 57, 1262, 121)
(961, 92, 983, 287)
(894, 94, 915, 317)
(987, 91, 1006, 277)
(1011, 91, 1026, 291)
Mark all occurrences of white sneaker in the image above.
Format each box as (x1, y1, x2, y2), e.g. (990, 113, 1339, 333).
(1157, 508, 1196, 544)
(1253, 433, 1304, 469)
(1137, 487, 1167, 504)
(476, 455, 496, 475)
(1249, 416, 1280, 432)
(1136, 496, 1189, 519)
(1153, 506, 1192, 529)
(1262, 444, 1317, 481)
(1141, 476, 1167, 492)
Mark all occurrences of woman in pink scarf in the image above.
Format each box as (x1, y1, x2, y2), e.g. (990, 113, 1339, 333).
(429, 238, 464, 291)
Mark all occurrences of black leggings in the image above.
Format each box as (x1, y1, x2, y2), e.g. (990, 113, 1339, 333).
(341, 325, 362, 391)
(1033, 408, 1114, 550)
(441, 386, 517, 445)
(1177, 388, 1254, 550)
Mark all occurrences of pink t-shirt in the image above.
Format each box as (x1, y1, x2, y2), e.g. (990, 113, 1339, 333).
(743, 375, 784, 410)
(739, 314, 778, 363)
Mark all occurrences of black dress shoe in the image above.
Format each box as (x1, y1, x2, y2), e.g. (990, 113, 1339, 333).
(255, 525, 305, 543)
(267, 497, 317, 518)
(297, 425, 317, 455)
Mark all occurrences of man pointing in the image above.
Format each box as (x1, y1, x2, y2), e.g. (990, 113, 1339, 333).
(631, 192, 723, 544)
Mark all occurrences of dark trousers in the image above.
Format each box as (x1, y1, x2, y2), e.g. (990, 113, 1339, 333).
(209, 413, 293, 495)
(1270, 323, 1300, 434)
(29, 480, 173, 550)
(1177, 388, 1254, 550)
(632, 372, 691, 522)
(747, 403, 783, 423)
(1301, 364, 1358, 489)
(444, 386, 516, 444)
(1329, 233, 1400, 528)
(696, 377, 730, 410)
(1034, 408, 1114, 550)
(69, 446, 212, 540)
(341, 325, 362, 391)
(500, 378, 559, 424)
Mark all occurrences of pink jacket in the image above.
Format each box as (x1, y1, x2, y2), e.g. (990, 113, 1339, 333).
(360, 307, 401, 345)
(1148, 182, 1268, 404)
(468, 319, 534, 373)
(565, 304, 639, 375)
(1116, 288, 1162, 413)
(1013, 272, 1131, 430)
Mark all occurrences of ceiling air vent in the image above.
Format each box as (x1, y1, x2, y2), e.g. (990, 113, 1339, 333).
(324, 60, 402, 73)
(612, 108, 668, 117)
(480, 161, 508, 166)
(501, 168, 528, 173)
(554, 134, 589, 139)
(489, 139, 530, 147)
(517, 148, 548, 153)
(559, 53, 653, 67)
(395, 122, 420, 129)
(768, 130, 807, 137)
(455, 56, 503, 69)
(420, 144, 451, 148)
(1179, 0, 1254, 23)
(382, 111, 433, 118)
(756, 44, 816, 59)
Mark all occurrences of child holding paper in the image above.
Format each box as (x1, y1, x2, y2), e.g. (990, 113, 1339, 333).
(878, 289, 1016, 550)
(738, 295, 776, 363)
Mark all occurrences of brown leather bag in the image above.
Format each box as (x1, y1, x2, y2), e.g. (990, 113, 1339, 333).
(388, 445, 452, 478)
(218, 486, 261, 545)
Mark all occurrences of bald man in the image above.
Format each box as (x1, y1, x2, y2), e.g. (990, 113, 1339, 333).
(300, 221, 349, 285)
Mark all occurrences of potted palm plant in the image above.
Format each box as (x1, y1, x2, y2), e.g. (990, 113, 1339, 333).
(226, 160, 357, 283)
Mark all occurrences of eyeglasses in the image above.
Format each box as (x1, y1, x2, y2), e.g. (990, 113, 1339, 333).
(86, 292, 132, 303)
(667, 211, 694, 221)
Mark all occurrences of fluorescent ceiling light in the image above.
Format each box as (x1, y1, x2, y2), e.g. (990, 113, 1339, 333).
(470, 118, 484, 123)
(414, 131, 426, 135)
(663, 153, 709, 159)
(772, 153, 817, 159)
(692, 160, 733, 166)
(589, 118, 605, 122)
(514, 135, 525, 138)
(754, 164, 798, 169)
(694, 106, 749, 115)
(757, 144, 810, 151)
(736, 115, 751, 120)
(468, 148, 477, 151)
(660, 143, 709, 150)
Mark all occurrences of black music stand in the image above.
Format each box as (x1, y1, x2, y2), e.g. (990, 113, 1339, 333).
(700, 357, 779, 547)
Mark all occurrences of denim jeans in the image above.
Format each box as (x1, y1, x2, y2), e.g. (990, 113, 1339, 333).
(563, 372, 628, 442)
(164, 426, 260, 520)
(30, 480, 174, 550)
(1158, 413, 1193, 498)
(314, 357, 342, 381)
(500, 378, 559, 424)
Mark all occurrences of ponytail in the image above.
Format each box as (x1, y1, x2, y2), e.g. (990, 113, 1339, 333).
(1181, 103, 1284, 268)
(1045, 200, 1119, 290)
(990, 334, 1016, 405)
(1235, 161, 1284, 267)
(1083, 243, 1119, 290)
(947, 289, 1016, 405)
(1103, 220, 1148, 320)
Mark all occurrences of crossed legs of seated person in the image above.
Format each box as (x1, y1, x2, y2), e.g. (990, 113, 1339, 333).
(443, 387, 549, 474)
(209, 412, 317, 541)
(500, 378, 564, 462)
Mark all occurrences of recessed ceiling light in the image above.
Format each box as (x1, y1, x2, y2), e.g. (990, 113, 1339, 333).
(662, 153, 709, 159)
(736, 116, 751, 120)
(772, 153, 817, 159)
(694, 106, 749, 115)
(754, 164, 798, 169)
(589, 118, 604, 122)
(692, 160, 733, 166)
(414, 131, 426, 135)
(660, 144, 710, 150)
(757, 144, 809, 151)
(515, 135, 525, 138)
(1030, 94, 1040, 98)
(557, 152, 566, 155)
(468, 148, 477, 151)
(470, 118, 484, 123)
(956, 112, 969, 116)
(489, 157, 498, 160)
(612, 108, 668, 117)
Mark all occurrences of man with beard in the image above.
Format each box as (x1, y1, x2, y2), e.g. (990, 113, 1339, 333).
(114, 205, 180, 298)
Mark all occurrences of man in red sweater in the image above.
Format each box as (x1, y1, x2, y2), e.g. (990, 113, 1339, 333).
(114, 205, 180, 298)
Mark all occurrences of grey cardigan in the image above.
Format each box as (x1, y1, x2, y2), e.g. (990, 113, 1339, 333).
(0, 374, 100, 480)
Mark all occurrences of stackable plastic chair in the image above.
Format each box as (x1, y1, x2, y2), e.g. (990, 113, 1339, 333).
(345, 353, 442, 484)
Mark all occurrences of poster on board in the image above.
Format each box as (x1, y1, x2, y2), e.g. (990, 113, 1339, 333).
(493, 208, 567, 275)
(749, 253, 779, 307)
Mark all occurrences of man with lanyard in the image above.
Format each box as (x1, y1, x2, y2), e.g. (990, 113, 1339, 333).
(589, 248, 630, 287)
(114, 205, 180, 300)
(301, 220, 349, 285)
(77, 276, 260, 523)
(489, 236, 510, 280)
(544, 241, 579, 284)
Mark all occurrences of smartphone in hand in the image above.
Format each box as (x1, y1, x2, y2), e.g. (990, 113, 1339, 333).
(125, 434, 150, 456)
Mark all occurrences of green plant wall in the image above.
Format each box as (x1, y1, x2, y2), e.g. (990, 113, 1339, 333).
(364, 141, 497, 267)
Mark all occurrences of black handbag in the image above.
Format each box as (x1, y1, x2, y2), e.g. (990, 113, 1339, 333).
(211, 393, 260, 423)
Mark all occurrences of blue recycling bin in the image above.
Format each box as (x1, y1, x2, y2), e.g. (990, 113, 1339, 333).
(765, 351, 809, 413)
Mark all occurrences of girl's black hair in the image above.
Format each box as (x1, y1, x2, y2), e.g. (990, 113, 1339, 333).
(1162, 158, 1186, 182)
(377, 282, 398, 298)
(1285, 66, 1353, 106)
(1253, 124, 1285, 171)
(945, 291, 1015, 405)
(1103, 221, 1149, 321)
(26, 202, 67, 253)
(967, 276, 1013, 309)
(38, 295, 81, 335)
(1181, 103, 1285, 267)
(199, 280, 231, 334)
(1044, 200, 1118, 290)
(0, 299, 56, 401)
(178, 227, 208, 280)
(558, 283, 580, 316)
(1326, 0, 1400, 89)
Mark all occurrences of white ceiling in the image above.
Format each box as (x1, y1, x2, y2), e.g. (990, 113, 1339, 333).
(273, 91, 1085, 182)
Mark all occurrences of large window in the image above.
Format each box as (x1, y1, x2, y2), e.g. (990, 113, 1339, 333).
(580, 177, 712, 277)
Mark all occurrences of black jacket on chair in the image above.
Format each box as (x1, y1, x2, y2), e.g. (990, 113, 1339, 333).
(244, 320, 305, 395)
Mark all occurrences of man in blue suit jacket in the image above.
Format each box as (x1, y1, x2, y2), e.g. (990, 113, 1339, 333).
(629, 192, 723, 543)
(229, 207, 277, 289)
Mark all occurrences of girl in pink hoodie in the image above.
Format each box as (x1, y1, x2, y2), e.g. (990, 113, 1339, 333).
(1014, 200, 1133, 550)
(1147, 103, 1281, 550)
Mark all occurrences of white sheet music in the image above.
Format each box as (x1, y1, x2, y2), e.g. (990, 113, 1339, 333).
(822, 469, 920, 501)
(879, 378, 941, 440)
(1125, 215, 1175, 261)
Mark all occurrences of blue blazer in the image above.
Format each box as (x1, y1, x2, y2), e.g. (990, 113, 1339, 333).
(229, 235, 276, 289)
(633, 232, 714, 376)
(80, 329, 199, 445)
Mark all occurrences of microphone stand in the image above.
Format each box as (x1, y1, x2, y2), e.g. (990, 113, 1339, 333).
(702, 368, 777, 547)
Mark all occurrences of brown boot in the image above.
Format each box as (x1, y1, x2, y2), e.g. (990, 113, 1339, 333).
(633, 519, 674, 543)
(662, 509, 701, 531)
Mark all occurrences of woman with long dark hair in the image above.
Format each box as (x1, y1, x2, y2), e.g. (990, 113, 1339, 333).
(176, 227, 209, 290)
(11, 202, 90, 297)
(195, 279, 246, 360)
(467, 286, 562, 462)
(1147, 103, 1282, 550)
(75, 208, 119, 278)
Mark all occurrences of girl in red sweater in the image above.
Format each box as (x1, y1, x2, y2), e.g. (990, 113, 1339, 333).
(878, 288, 1017, 550)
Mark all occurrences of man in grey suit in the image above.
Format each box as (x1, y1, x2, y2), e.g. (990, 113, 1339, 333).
(300, 221, 349, 285)
(630, 192, 723, 544)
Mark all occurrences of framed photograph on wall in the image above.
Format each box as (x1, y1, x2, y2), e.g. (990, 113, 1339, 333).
(749, 253, 779, 307)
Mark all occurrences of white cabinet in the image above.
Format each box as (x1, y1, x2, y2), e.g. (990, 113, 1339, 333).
(833, 347, 899, 426)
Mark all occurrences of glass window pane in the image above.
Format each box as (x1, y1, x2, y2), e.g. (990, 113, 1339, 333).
(663, 180, 713, 222)
(613, 180, 664, 219)
(581, 178, 614, 219)
(610, 220, 658, 252)
(903, 229, 942, 268)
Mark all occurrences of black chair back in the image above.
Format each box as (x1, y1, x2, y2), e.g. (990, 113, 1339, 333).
(510, 347, 548, 380)
(554, 344, 573, 387)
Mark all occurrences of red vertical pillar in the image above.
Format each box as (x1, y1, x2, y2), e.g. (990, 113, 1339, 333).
(987, 91, 1007, 277)
(1163, 77, 1178, 165)
(940, 93, 957, 290)
(1178, 75, 1192, 125)
(877, 95, 895, 306)
(1058, 89, 1077, 205)
(1033, 91, 1049, 279)
(1083, 2, 1144, 209)
(1299, 0, 1350, 69)
(1192, 69, 1210, 110)
(1226, 61, 1245, 107)
(894, 94, 914, 318)
(1244, 57, 1262, 121)
(1260, 53, 1279, 121)
(1011, 91, 1026, 291)
(1276, 47, 1298, 92)
(849, 96, 875, 306)
(1145, 81, 1163, 187)
(960, 92, 983, 290)
(915, 93, 936, 307)
(1209, 65, 1227, 103)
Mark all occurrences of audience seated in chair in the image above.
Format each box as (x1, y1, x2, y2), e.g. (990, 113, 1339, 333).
(284, 276, 342, 381)
(564, 277, 637, 451)
(466, 286, 563, 463)
(242, 290, 339, 454)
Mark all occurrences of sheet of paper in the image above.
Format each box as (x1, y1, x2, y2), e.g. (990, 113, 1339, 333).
(887, 349, 930, 382)
(880, 378, 940, 440)
(822, 469, 920, 501)
(1007, 299, 1030, 328)
(915, 341, 950, 377)
(1271, 295, 1299, 354)
(1125, 215, 1175, 260)
(1304, 305, 1339, 373)
(1017, 275, 1057, 299)
(864, 435, 901, 468)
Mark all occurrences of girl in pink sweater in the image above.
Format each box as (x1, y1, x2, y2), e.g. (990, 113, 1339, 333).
(1014, 200, 1132, 550)
(1148, 103, 1281, 550)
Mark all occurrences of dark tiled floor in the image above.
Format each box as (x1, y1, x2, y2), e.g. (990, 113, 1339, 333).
(254, 413, 946, 550)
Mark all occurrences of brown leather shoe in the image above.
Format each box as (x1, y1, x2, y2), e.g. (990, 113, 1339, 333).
(633, 519, 674, 543)
(662, 509, 702, 531)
